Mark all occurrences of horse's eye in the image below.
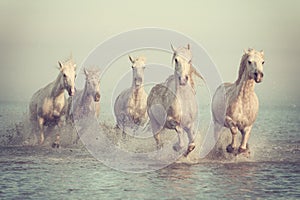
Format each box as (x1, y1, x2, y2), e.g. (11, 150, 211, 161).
(248, 60, 252, 65)
(63, 73, 67, 78)
(262, 61, 265, 65)
(175, 58, 178, 64)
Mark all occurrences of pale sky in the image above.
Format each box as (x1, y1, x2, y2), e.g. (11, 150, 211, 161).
(0, 0, 299, 106)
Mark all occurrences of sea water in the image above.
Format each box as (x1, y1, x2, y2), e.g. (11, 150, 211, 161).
(0, 101, 299, 199)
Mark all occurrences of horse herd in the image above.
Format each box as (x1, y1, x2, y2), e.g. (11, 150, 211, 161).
(29, 44, 265, 157)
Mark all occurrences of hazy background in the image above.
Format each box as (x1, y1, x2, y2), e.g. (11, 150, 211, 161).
(0, 0, 299, 106)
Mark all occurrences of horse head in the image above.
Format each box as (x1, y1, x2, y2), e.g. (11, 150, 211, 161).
(171, 44, 192, 86)
(84, 67, 101, 102)
(58, 58, 76, 96)
(243, 48, 265, 83)
(129, 55, 146, 88)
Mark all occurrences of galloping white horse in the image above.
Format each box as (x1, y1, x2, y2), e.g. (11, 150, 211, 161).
(70, 67, 101, 120)
(29, 57, 76, 148)
(147, 44, 199, 156)
(114, 56, 148, 136)
(212, 48, 264, 154)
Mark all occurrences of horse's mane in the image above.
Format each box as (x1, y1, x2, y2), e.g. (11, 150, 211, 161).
(171, 46, 192, 65)
(83, 66, 101, 81)
(236, 50, 251, 85)
(60, 55, 76, 68)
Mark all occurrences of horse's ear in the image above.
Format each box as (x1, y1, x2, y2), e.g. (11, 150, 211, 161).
(141, 56, 146, 63)
(187, 44, 190, 50)
(96, 69, 101, 77)
(129, 55, 134, 64)
(260, 50, 264, 57)
(243, 49, 248, 54)
(170, 43, 176, 53)
(58, 61, 63, 70)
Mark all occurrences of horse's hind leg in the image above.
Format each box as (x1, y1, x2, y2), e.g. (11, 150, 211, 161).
(148, 104, 166, 150)
(149, 114, 163, 150)
(173, 126, 185, 152)
(183, 125, 196, 157)
(225, 116, 238, 153)
(38, 117, 45, 145)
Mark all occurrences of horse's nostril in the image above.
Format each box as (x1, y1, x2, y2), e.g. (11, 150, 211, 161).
(94, 93, 100, 101)
(254, 72, 258, 77)
(261, 72, 264, 77)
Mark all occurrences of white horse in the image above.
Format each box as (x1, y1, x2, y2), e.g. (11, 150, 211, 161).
(29, 57, 76, 148)
(70, 67, 101, 120)
(114, 56, 148, 136)
(212, 48, 264, 155)
(147, 44, 199, 157)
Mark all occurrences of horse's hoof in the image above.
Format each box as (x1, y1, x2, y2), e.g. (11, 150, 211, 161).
(52, 143, 60, 148)
(238, 147, 247, 153)
(184, 143, 196, 157)
(173, 143, 183, 152)
(157, 143, 163, 150)
(226, 144, 235, 153)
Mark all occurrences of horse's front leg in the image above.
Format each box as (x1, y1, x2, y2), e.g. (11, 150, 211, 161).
(225, 116, 238, 153)
(52, 119, 63, 148)
(239, 126, 252, 153)
(173, 126, 185, 152)
(183, 125, 196, 157)
(38, 117, 45, 145)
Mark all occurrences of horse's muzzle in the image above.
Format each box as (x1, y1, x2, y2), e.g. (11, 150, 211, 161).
(179, 75, 188, 86)
(94, 92, 100, 102)
(254, 71, 264, 83)
(68, 87, 75, 96)
(135, 77, 143, 87)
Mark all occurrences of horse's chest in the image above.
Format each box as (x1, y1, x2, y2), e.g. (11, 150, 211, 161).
(229, 98, 258, 127)
(128, 97, 147, 119)
(167, 89, 197, 124)
(41, 97, 65, 119)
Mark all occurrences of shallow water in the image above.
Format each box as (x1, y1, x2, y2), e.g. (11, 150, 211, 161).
(0, 102, 299, 199)
(0, 147, 299, 199)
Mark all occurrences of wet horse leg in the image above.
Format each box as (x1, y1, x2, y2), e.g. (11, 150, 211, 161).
(173, 126, 184, 152)
(38, 117, 45, 145)
(149, 116, 163, 150)
(183, 125, 196, 157)
(52, 119, 62, 148)
(239, 126, 252, 153)
(225, 116, 238, 153)
(154, 131, 163, 150)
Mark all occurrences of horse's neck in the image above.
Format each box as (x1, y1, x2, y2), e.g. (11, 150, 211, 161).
(235, 75, 255, 99)
(131, 86, 144, 100)
(81, 83, 94, 105)
(51, 74, 65, 98)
